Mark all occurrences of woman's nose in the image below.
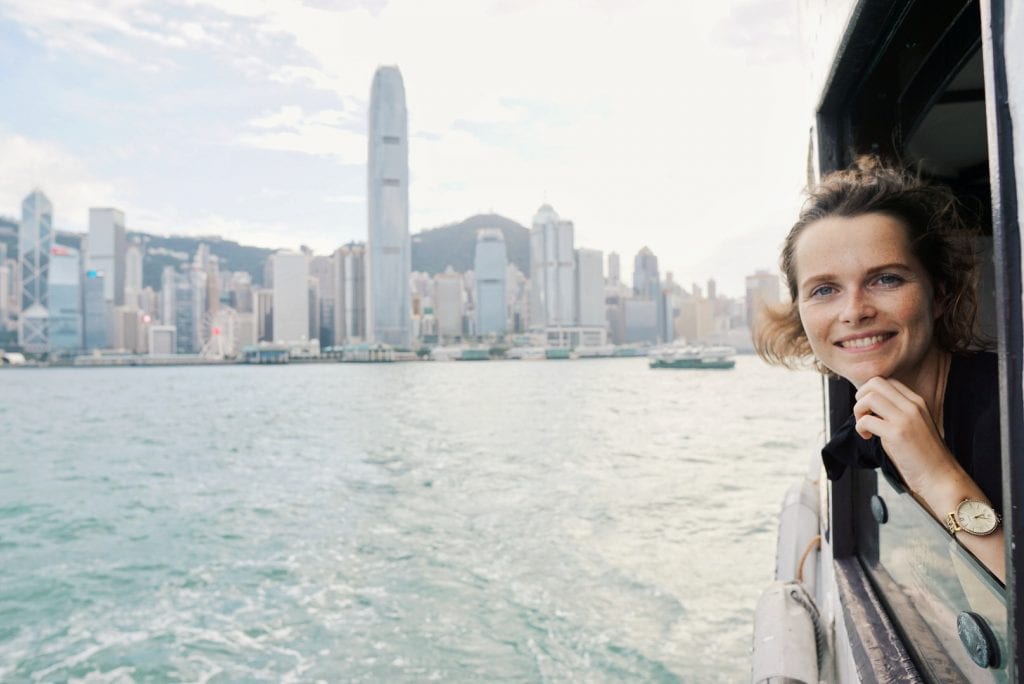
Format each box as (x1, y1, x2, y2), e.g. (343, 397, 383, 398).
(840, 289, 875, 323)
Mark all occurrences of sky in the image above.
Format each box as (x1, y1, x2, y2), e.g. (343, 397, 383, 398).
(0, 0, 812, 298)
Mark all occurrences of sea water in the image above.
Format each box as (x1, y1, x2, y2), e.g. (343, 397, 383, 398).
(0, 356, 824, 682)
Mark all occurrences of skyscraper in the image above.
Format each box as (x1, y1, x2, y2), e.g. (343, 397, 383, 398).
(433, 268, 463, 340)
(125, 242, 143, 308)
(87, 208, 126, 306)
(529, 204, 575, 329)
(474, 228, 507, 336)
(333, 242, 367, 343)
(48, 245, 82, 353)
(18, 189, 53, 352)
(310, 255, 335, 346)
(83, 270, 110, 350)
(367, 65, 411, 347)
(271, 250, 309, 342)
(607, 251, 621, 284)
(575, 247, 605, 327)
(633, 247, 660, 299)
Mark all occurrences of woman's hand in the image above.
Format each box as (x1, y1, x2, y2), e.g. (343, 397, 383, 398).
(852, 376, 961, 497)
(853, 375, 1005, 582)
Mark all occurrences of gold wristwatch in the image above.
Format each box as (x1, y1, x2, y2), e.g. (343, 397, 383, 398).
(945, 499, 1001, 536)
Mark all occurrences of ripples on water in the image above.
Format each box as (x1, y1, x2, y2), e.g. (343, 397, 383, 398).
(0, 356, 824, 682)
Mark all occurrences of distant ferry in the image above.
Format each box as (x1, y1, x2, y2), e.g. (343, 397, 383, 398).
(648, 345, 736, 370)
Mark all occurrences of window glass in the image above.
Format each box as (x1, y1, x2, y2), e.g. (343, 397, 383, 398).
(855, 470, 1007, 681)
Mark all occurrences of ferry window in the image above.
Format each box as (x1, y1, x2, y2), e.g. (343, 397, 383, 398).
(821, 0, 1010, 679)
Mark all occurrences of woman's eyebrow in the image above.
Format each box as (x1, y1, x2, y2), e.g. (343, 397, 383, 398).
(865, 261, 914, 273)
(798, 273, 835, 290)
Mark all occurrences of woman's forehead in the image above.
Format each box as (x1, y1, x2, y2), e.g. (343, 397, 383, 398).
(794, 213, 915, 275)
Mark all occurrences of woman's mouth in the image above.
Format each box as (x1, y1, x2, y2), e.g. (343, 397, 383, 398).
(836, 333, 894, 349)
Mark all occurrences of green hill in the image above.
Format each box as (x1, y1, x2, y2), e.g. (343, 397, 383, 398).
(412, 214, 529, 275)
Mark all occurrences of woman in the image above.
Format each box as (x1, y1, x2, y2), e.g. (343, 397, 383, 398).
(755, 159, 1004, 581)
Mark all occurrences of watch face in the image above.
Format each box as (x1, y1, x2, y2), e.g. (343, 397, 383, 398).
(956, 500, 999, 535)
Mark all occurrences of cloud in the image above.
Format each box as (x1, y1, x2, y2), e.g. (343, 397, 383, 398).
(237, 105, 366, 161)
(0, 131, 120, 230)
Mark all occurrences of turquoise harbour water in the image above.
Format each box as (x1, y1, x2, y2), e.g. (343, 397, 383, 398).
(1, 356, 823, 682)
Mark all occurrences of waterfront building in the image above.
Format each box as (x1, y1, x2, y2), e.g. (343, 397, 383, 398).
(745, 269, 782, 329)
(506, 264, 529, 334)
(113, 306, 143, 352)
(307, 277, 320, 342)
(333, 242, 367, 343)
(18, 189, 53, 352)
(607, 251, 621, 284)
(529, 204, 575, 329)
(433, 267, 463, 340)
(172, 271, 194, 353)
(229, 272, 254, 313)
(271, 250, 309, 342)
(575, 247, 605, 328)
(125, 242, 143, 309)
(190, 268, 207, 351)
(256, 288, 273, 342)
(235, 312, 258, 350)
(48, 245, 82, 353)
(623, 298, 658, 344)
(83, 270, 111, 350)
(474, 228, 507, 336)
(148, 325, 176, 355)
(87, 208, 126, 306)
(678, 295, 715, 345)
(0, 260, 10, 327)
(367, 65, 411, 347)
(633, 247, 660, 299)
(310, 255, 335, 345)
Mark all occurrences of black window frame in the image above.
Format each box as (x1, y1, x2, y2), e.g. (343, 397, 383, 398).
(814, 0, 1023, 678)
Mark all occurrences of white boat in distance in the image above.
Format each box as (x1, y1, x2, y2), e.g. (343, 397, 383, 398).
(648, 345, 736, 370)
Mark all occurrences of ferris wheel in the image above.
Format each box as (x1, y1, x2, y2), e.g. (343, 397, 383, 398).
(199, 307, 238, 359)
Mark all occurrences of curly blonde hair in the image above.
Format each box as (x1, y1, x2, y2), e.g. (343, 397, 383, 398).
(755, 157, 985, 372)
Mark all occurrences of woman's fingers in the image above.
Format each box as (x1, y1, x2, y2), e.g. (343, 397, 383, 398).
(855, 413, 886, 441)
(853, 390, 901, 439)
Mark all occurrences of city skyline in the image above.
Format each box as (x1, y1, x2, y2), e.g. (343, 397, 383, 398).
(0, 0, 807, 301)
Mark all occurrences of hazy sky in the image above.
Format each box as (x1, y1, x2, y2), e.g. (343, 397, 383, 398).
(0, 0, 811, 297)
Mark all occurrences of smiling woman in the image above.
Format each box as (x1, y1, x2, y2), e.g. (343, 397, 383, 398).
(754, 159, 1004, 580)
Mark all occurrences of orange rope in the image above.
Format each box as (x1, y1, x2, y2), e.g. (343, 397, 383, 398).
(797, 535, 822, 584)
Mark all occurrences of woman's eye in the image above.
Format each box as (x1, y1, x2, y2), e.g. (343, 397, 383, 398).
(876, 273, 904, 287)
(810, 285, 834, 297)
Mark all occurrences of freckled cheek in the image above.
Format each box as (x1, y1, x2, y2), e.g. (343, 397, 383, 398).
(798, 306, 832, 355)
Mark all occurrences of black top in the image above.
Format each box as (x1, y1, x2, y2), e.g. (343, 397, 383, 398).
(821, 352, 1002, 511)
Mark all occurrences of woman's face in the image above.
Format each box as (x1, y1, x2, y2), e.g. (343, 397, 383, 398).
(794, 212, 941, 388)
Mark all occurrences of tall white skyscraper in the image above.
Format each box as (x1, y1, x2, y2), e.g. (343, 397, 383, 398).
(474, 228, 507, 336)
(529, 204, 575, 329)
(18, 189, 53, 352)
(367, 65, 411, 347)
(87, 208, 126, 306)
(271, 251, 309, 342)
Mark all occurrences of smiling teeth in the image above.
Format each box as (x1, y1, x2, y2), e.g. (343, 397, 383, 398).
(841, 335, 888, 349)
